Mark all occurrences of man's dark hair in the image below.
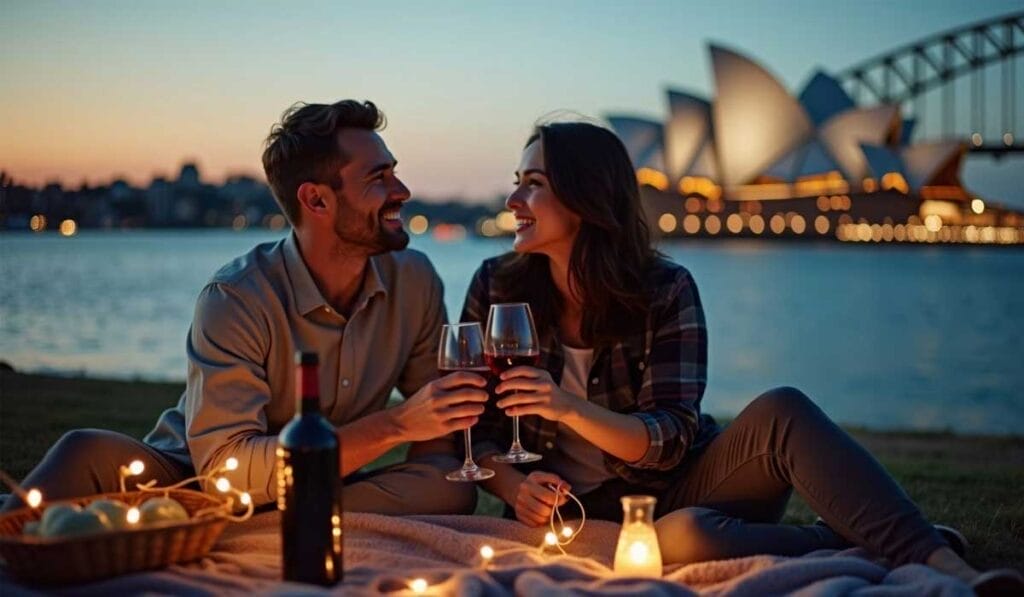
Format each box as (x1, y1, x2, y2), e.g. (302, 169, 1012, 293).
(262, 100, 385, 224)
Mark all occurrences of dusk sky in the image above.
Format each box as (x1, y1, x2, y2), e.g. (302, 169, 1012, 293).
(2, 0, 1022, 206)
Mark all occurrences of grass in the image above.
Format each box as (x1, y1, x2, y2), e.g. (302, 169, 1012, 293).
(1, 370, 1021, 572)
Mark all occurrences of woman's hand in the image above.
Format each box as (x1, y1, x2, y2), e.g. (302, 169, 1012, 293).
(514, 471, 572, 527)
(495, 366, 577, 422)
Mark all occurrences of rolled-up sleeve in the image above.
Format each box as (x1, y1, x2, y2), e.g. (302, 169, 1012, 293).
(184, 283, 279, 505)
(628, 271, 708, 470)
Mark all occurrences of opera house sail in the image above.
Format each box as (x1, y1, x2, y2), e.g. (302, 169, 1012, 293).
(607, 44, 1023, 245)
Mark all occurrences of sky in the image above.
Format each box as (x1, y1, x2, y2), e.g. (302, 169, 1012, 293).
(1, 0, 1022, 206)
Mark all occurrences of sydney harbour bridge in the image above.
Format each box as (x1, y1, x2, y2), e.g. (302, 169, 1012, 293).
(606, 11, 1023, 245)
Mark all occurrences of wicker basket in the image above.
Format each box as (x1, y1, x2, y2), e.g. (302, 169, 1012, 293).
(0, 488, 229, 586)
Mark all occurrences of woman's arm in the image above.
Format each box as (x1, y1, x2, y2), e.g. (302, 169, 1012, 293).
(496, 268, 708, 471)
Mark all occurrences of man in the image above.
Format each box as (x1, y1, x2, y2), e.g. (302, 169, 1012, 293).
(4, 100, 485, 514)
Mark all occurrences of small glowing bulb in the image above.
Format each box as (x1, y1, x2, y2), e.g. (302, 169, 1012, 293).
(215, 477, 231, 492)
(26, 489, 42, 508)
(561, 526, 573, 538)
(544, 532, 558, 546)
(410, 578, 428, 594)
(480, 545, 494, 560)
(128, 460, 145, 475)
(127, 507, 141, 524)
(240, 492, 252, 505)
(225, 457, 239, 471)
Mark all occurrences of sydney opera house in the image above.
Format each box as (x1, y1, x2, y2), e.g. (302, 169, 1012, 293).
(607, 45, 1024, 245)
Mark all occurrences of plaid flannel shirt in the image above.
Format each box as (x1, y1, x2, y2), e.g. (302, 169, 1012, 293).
(460, 254, 720, 492)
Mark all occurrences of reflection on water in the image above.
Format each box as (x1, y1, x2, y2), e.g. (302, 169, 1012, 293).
(1, 231, 1021, 435)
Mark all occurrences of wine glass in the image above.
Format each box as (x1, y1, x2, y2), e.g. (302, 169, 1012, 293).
(484, 303, 542, 464)
(437, 322, 495, 482)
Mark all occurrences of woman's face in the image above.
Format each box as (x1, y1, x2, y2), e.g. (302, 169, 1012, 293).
(506, 140, 581, 258)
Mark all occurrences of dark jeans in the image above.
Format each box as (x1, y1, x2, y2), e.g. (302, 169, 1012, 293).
(576, 387, 948, 567)
(2, 428, 476, 515)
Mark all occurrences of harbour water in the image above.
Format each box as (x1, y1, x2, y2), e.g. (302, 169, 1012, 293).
(1, 230, 1021, 435)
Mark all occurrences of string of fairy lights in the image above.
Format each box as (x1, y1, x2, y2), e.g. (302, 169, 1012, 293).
(4, 463, 665, 593)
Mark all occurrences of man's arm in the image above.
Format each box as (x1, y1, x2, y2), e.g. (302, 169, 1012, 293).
(184, 283, 280, 505)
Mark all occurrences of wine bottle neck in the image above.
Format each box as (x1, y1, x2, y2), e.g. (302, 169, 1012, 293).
(297, 363, 320, 415)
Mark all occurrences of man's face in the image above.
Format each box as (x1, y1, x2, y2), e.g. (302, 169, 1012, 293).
(330, 129, 411, 254)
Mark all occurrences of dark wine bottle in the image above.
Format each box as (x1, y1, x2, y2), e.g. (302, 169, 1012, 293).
(277, 352, 342, 585)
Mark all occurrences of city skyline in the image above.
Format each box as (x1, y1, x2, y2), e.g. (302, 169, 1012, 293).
(2, 1, 1022, 206)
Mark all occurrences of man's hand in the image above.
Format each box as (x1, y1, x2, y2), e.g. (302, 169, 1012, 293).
(392, 372, 488, 442)
(495, 366, 576, 422)
(514, 471, 571, 527)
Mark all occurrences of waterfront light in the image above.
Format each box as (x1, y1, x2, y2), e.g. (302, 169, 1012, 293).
(29, 214, 47, 232)
(1004, 133, 1015, 146)
(971, 199, 985, 215)
(479, 218, 499, 237)
(658, 213, 677, 233)
(814, 215, 830, 235)
(636, 168, 669, 191)
(705, 214, 721, 235)
(769, 214, 785, 234)
(684, 196, 703, 213)
(726, 213, 743, 234)
(790, 214, 806, 234)
(409, 215, 429, 235)
(683, 214, 701, 234)
(749, 214, 765, 234)
(231, 215, 247, 231)
(816, 196, 830, 212)
(924, 214, 943, 233)
(495, 211, 517, 232)
(971, 132, 983, 147)
(59, 219, 77, 237)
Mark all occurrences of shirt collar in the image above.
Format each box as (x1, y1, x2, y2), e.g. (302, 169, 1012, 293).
(282, 233, 389, 317)
(283, 233, 329, 316)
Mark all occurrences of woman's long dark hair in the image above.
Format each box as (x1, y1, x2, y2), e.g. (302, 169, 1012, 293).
(494, 121, 657, 347)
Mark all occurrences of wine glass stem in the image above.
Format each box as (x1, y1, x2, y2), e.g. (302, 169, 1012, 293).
(463, 427, 477, 469)
(511, 415, 524, 452)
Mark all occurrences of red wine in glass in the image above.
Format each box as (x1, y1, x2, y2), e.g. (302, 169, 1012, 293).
(484, 303, 543, 464)
(437, 323, 495, 482)
(484, 354, 540, 374)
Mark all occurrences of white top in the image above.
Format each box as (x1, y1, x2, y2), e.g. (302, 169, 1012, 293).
(543, 344, 616, 495)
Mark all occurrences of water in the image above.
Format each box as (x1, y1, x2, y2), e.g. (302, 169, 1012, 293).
(1, 230, 1021, 435)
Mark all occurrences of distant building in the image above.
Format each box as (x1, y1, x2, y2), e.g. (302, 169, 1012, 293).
(607, 44, 1024, 245)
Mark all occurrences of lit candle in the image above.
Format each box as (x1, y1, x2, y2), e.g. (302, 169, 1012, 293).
(613, 496, 662, 578)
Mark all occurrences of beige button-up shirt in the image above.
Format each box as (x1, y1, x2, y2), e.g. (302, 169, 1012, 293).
(144, 233, 446, 505)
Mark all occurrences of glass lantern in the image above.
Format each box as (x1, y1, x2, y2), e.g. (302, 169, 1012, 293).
(613, 495, 663, 577)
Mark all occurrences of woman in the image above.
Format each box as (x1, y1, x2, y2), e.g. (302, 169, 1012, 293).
(461, 120, 1019, 593)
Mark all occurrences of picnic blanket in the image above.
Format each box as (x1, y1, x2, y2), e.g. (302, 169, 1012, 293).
(1, 511, 973, 595)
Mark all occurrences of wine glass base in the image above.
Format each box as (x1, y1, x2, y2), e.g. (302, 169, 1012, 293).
(445, 466, 496, 482)
(492, 451, 543, 464)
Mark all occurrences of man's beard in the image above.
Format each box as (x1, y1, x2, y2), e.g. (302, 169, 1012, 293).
(333, 212, 409, 255)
